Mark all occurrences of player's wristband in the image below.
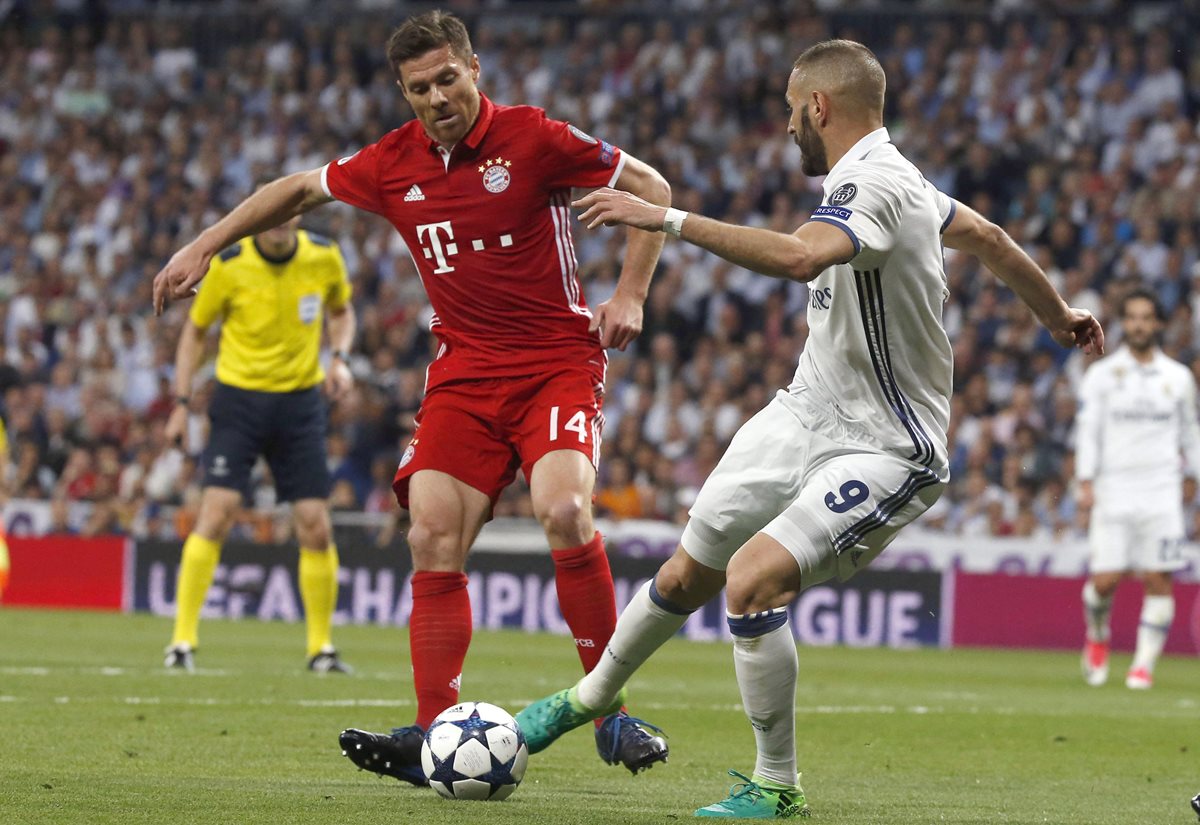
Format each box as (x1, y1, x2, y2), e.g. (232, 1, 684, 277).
(662, 208, 689, 238)
(331, 349, 349, 363)
(175, 396, 190, 407)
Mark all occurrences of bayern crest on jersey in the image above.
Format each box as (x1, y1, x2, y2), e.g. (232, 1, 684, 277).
(481, 157, 512, 193)
(399, 441, 416, 468)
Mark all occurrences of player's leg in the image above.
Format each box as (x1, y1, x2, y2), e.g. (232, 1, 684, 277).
(518, 394, 801, 762)
(291, 498, 349, 673)
(405, 469, 492, 723)
(513, 369, 670, 770)
(576, 545, 726, 710)
(166, 486, 240, 669)
(340, 470, 491, 785)
(697, 450, 941, 818)
(527, 433, 676, 769)
(341, 388, 509, 785)
(1082, 572, 1122, 686)
(692, 531, 811, 819)
(1081, 508, 1128, 685)
(528, 448, 616, 671)
(515, 543, 726, 764)
(517, 370, 620, 679)
(1127, 510, 1184, 688)
(1127, 571, 1175, 689)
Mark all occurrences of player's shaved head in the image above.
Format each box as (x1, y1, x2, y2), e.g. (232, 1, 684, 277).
(792, 39, 885, 119)
(387, 9, 473, 77)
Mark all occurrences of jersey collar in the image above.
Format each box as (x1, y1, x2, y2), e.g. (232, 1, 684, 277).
(428, 92, 496, 154)
(821, 127, 890, 198)
(1116, 344, 1162, 370)
(253, 234, 300, 265)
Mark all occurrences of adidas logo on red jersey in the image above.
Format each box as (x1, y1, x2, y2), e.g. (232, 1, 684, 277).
(404, 184, 426, 202)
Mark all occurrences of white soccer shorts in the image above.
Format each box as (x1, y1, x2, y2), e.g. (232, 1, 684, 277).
(681, 393, 945, 587)
(1088, 504, 1187, 574)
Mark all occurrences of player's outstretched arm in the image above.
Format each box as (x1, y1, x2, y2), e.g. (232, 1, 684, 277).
(573, 189, 853, 282)
(943, 199, 1104, 355)
(589, 155, 671, 351)
(152, 168, 333, 315)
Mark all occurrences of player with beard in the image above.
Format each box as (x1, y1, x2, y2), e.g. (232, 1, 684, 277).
(515, 39, 1103, 818)
(1076, 288, 1199, 690)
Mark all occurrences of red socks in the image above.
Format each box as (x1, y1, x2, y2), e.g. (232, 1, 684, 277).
(410, 571, 471, 730)
(408, 534, 616, 730)
(551, 532, 617, 674)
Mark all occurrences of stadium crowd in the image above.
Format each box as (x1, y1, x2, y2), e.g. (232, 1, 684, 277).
(1, 0, 1199, 546)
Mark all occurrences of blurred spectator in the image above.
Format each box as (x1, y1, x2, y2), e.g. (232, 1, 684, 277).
(1, 2, 1198, 543)
(595, 456, 648, 520)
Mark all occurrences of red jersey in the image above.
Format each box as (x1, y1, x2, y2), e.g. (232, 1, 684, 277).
(322, 94, 625, 391)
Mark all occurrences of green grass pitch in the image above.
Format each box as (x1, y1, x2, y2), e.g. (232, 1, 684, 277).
(1, 608, 1197, 824)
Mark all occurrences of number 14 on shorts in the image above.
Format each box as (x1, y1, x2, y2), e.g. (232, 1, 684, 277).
(549, 405, 589, 443)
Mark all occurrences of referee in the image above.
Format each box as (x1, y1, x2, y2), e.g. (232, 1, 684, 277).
(163, 198, 356, 674)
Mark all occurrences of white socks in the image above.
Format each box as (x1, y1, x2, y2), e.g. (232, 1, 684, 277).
(1082, 581, 1112, 643)
(576, 579, 690, 710)
(1132, 595, 1174, 674)
(728, 608, 797, 787)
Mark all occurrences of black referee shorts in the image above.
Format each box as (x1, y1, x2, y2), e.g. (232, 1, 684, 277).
(202, 381, 332, 503)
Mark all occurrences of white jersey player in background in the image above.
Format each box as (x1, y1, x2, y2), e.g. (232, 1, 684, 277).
(516, 39, 1104, 819)
(1075, 287, 1199, 690)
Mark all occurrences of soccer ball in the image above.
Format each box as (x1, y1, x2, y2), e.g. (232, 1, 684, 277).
(420, 701, 529, 801)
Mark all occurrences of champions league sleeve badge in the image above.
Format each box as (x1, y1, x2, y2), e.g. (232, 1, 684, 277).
(567, 124, 598, 144)
(829, 182, 858, 206)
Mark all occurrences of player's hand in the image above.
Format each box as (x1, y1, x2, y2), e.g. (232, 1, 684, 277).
(1076, 479, 1094, 513)
(324, 358, 354, 402)
(590, 291, 644, 351)
(153, 241, 212, 315)
(1184, 477, 1197, 505)
(1050, 307, 1105, 356)
(573, 187, 667, 232)
(165, 403, 188, 449)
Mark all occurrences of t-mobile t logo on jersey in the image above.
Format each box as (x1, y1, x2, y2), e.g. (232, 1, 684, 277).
(416, 221, 458, 274)
(415, 221, 515, 274)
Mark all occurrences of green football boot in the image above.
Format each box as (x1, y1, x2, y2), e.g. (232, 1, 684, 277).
(694, 770, 810, 819)
(515, 684, 626, 753)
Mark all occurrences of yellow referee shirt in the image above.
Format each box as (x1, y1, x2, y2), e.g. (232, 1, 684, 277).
(190, 230, 352, 393)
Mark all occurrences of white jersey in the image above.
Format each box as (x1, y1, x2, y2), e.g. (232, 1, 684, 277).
(785, 127, 954, 480)
(1075, 346, 1200, 507)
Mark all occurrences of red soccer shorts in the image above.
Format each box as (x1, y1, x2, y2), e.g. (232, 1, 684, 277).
(392, 367, 605, 509)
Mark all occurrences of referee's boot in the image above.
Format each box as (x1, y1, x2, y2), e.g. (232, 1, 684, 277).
(339, 726, 428, 786)
(163, 643, 195, 673)
(307, 648, 353, 674)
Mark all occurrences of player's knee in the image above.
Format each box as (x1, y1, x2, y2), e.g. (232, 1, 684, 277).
(653, 564, 688, 604)
(407, 518, 464, 570)
(1091, 573, 1122, 598)
(725, 566, 788, 615)
(536, 494, 591, 543)
(656, 553, 724, 611)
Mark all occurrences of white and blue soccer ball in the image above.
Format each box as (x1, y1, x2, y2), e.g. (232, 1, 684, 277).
(420, 701, 529, 801)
